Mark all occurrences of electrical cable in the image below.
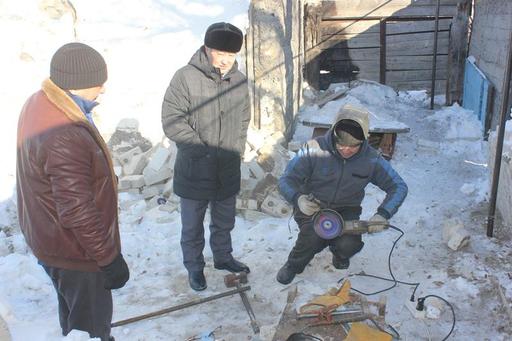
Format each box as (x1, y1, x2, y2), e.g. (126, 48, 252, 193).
(338, 223, 456, 340)
(339, 224, 420, 301)
(416, 295, 456, 341)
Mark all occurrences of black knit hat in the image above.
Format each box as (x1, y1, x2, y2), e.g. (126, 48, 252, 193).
(50, 42, 107, 90)
(334, 120, 365, 146)
(204, 22, 243, 53)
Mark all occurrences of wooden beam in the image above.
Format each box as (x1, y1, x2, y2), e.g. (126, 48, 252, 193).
(318, 33, 380, 49)
(322, 1, 458, 19)
(388, 79, 447, 91)
(386, 19, 452, 34)
(386, 39, 449, 55)
(386, 30, 449, 43)
(386, 69, 448, 82)
(321, 20, 381, 35)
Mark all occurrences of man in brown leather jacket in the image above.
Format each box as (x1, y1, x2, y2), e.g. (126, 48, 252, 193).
(16, 42, 129, 341)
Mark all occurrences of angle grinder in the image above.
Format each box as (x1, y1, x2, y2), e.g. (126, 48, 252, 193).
(312, 208, 376, 239)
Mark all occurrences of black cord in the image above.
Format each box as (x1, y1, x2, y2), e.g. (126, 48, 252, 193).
(417, 295, 456, 341)
(340, 224, 420, 301)
(340, 224, 456, 340)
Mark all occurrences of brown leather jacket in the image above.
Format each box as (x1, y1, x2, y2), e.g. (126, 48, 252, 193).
(16, 79, 120, 272)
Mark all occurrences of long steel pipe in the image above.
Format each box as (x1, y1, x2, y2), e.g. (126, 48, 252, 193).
(487, 28, 512, 237)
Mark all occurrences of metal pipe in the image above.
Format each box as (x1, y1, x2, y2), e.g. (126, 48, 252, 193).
(430, 0, 441, 109)
(487, 28, 512, 237)
(111, 286, 251, 327)
(379, 19, 387, 84)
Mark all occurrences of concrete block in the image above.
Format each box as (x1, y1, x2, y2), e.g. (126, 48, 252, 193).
(260, 192, 292, 218)
(119, 175, 145, 190)
(241, 162, 251, 180)
(141, 185, 162, 199)
(162, 179, 173, 197)
(117, 146, 143, 165)
(127, 188, 141, 195)
(147, 195, 165, 210)
(257, 143, 291, 177)
(253, 174, 279, 202)
(248, 159, 266, 179)
(116, 118, 139, 133)
(118, 177, 131, 191)
(241, 178, 258, 191)
(236, 198, 258, 210)
(144, 167, 173, 186)
(146, 146, 171, 172)
(442, 218, 471, 251)
(123, 152, 148, 176)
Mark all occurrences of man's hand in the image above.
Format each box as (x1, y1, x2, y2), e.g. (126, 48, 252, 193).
(100, 253, 130, 290)
(368, 213, 388, 233)
(297, 194, 321, 216)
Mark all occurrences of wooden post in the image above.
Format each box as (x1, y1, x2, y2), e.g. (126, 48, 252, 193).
(304, 3, 322, 90)
(379, 19, 387, 85)
(247, 2, 260, 130)
(430, 0, 441, 109)
(446, 0, 471, 104)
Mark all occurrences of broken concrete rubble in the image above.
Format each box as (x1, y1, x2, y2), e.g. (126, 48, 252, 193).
(110, 119, 293, 219)
(442, 218, 471, 251)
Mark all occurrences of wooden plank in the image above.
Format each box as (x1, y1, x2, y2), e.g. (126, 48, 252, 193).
(320, 69, 380, 80)
(321, 19, 452, 36)
(319, 33, 380, 49)
(386, 30, 449, 43)
(386, 69, 448, 82)
(322, 1, 458, 19)
(388, 79, 447, 91)
(324, 41, 449, 56)
(320, 32, 450, 50)
(321, 20, 381, 35)
(387, 55, 448, 70)
(324, 47, 381, 60)
(386, 38, 449, 55)
(329, 61, 380, 73)
(386, 19, 452, 34)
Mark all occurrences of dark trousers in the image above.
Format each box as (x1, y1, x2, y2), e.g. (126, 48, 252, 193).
(180, 194, 236, 272)
(42, 265, 112, 341)
(286, 208, 364, 273)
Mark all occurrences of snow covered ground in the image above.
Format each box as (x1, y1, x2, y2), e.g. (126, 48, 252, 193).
(1, 1, 512, 341)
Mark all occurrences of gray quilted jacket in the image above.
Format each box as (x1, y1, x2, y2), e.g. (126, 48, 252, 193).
(162, 47, 250, 200)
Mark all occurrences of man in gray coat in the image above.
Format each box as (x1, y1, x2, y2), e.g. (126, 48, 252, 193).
(276, 105, 408, 285)
(162, 22, 251, 291)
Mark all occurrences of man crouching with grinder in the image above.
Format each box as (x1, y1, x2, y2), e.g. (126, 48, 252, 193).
(276, 105, 408, 285)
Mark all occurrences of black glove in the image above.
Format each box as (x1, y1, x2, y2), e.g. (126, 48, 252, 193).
(100, 253, 130, 290)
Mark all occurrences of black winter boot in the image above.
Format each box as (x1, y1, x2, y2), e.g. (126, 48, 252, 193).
(332, 255, 350, 269)
(188, 270, 207, 291)
(276, 263, 296, 285)
(214, 258, 250, 273)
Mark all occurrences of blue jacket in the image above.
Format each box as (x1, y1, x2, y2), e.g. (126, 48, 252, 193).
(279, 130, 407, 219)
